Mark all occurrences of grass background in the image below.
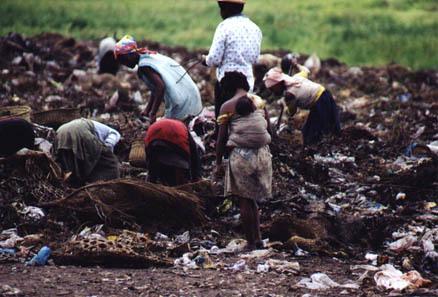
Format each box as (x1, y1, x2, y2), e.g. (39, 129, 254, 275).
(1, 0, 437, 69)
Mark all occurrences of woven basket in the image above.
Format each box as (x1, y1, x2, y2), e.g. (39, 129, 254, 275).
(32, 108, 80, 127)
(129, 139, 147, 168)
(0, 105, 31, 122)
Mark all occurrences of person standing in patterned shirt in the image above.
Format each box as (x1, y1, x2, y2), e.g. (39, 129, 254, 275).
(203, 0, 262, 118)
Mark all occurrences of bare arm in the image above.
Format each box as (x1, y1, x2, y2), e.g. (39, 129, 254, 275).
(264, 107, 274, 137)
(216, 100, 234, 166)
(295, 63, 310, 78)
(139, 66, 165, 120)
(285, 92, 298, 117)
(216, 123, 228, 166)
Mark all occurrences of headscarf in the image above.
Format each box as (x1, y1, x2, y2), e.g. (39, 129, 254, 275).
(114, 35, 157, 58)
(263, 67, 295, 88)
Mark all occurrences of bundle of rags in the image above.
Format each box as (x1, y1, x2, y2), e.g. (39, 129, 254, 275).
(44, 179, 205, 229)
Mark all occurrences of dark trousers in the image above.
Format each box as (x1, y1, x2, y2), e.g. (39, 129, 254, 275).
(148, 161, 190, 187)
(302, 91, 341, 145)
(214, 81, 224, 119)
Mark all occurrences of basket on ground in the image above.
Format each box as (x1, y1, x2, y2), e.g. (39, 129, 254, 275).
(129, 139, 147, 168)
(0, 105, 32, 122)
(32, 108, 80, 128)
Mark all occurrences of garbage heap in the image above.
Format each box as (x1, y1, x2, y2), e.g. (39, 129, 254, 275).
(0, 32, 437, 294)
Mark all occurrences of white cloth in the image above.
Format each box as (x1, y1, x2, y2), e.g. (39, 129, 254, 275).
(206, 14, 262, 90)
(97, 37, 116, 64)
(285, 66, 324, 109)
(264, 65, 324, 109)
(91, 120, 121, 151)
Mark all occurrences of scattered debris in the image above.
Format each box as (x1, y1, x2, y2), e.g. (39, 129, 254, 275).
(297, 273, 359, 290)
(0, 32, 437, 295)
(374, 264, 431, 291)
(25, 246, 51, 266)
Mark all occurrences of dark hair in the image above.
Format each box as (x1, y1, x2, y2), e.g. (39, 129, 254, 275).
(216, 72, 250, 118)
(220, 71, 250, 96)
(281, 54, 293, 74)
(219, 2, 244, 19)
(235, 96, 256, 116)
(99, 52, 120, 75)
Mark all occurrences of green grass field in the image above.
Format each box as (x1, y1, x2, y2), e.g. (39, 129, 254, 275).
(1, 0, 437, 69)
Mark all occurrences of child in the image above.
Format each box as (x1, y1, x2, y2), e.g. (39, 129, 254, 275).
(264, 63, 341, 145)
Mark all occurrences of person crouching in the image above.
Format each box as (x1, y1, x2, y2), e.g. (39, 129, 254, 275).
(144, 119, 202, 186)
(54, 118, 121, 187)
(264, 63, 341, 145)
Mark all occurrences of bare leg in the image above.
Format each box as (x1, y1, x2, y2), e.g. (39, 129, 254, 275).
(250, 201, 262, 246)
(239, 197, 260, 249)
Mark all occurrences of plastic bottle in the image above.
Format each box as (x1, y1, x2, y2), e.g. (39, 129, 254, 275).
(26, 246, 51, 266)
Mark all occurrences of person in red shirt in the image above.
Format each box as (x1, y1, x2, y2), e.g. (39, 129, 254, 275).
(144, 119, 202, 186)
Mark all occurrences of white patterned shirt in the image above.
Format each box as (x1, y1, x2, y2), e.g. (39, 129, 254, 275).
(206, 14, 262, 90)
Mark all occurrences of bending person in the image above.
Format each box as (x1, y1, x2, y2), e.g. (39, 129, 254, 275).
(264, 63, 341, 145)
(54, 118, 121, 186)
(114, 35, 202, 123)
(144, 119, 202, 186)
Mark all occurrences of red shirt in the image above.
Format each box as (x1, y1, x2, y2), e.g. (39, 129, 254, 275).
(144, 119, 190, 155)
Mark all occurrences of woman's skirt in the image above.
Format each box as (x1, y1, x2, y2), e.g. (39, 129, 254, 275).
(55, 119, 119, 184)
(302, 90, 341, 145)
(225, 145, 272, 203)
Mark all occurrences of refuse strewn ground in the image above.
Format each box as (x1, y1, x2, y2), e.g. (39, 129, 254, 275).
(0, 257, 381, 297)
(0, 32, 437, 296)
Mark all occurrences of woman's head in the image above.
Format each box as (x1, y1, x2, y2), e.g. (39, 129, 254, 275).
(281, 53, 299, 74)
(235, 96, 256, 116)
(218, 1, 244, 19)
(220, 71, 250, 96)
(114, 35, 141, 68)
(117, 52, 139, 69)
(263, 67, 287, 95)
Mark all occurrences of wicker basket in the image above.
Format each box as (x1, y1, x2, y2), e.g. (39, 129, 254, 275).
(32, 108, 81, 128)
(0, 105, 32, 122)
(129, 139, 147, 168)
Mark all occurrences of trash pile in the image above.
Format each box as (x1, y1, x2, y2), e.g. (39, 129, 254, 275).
(0, 32, 437, 295)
